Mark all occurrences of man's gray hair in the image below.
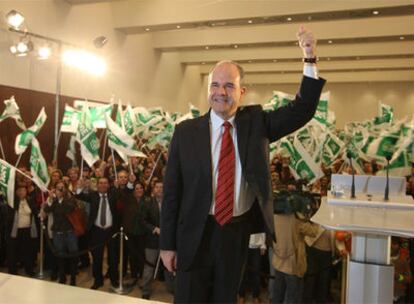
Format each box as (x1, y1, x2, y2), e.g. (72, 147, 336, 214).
(208, 60, 245, 85)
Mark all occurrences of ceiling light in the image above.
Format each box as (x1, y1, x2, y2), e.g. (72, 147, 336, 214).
(205, 46, 209, 50)
(6, 10, 25, 29)
(14, 39, 33, 57)
(327, 57, 331, 61)
(328, 40, 333, 44)
(93, 36, 108, 48)
(62, 50, 106, 76)
(201, 62, 206, 65)
(400, 36, 405, 40)
(234, 44, 238, 48)
(38, 46, 51, 60)
(248, 20, 253, 24)
(145, 28, 150, 31)
(273, 59, 277, 62)
(286, 17, 292, 21)
(248, 60, 252, 63)
(372, 11, 379, 15)
(10, 45, 17, 54)
(176, 25, 181, 29)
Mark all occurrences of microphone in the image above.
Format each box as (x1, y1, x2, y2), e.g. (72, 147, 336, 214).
(384, 155, 391, 201)
(347, 152, 356, 199)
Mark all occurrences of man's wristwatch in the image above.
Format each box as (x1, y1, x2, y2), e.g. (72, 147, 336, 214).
(303, 57, 318, 64)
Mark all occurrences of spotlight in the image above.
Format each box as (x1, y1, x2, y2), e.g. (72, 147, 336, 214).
(12, 38, 33, 57)
(6, 10, 25, 29)
(62, 50, 106, 76)
(38, 46, 51, 60)
(93, 36, 108, 48)
(10, 45, 17, 54)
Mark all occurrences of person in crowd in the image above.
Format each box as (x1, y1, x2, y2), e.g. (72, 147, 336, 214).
(76, 177, 121, 289)
(6, 184, 38, 276)
(160, 26, 325, 303)
(238, 232, 267, 304)
(43, 181, 78, 285)
(391, 237, 412, 303)
(303, 225, 336, 303)
(141, 180, 167, 299)
(272, 182, 319, 303)
(123, 181, 148, 281)
(67, 167, 80, 194)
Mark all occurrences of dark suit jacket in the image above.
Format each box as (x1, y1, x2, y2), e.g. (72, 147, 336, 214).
(76, 189, 120, 231)
(142, 197, 160, 249)
(160, 76, 326, 270)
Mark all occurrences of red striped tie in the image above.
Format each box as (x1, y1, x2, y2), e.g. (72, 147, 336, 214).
(214, 121, 235, 226)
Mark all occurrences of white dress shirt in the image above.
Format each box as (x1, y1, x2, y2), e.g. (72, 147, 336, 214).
(209, 65, 319, 217)
(95, 193, 113, 229)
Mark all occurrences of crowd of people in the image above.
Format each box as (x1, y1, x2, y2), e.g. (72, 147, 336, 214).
(0, 148, 413, 303)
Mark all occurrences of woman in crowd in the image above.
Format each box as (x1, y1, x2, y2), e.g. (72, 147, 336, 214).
(43, 181, 79, 286)
(123, 181, 148, 280)
(6, 183, 38, 276)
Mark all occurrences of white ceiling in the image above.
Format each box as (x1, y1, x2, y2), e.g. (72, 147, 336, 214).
(68, 0, 414, 84)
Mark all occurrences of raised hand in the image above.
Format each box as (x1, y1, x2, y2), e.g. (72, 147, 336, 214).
(297, 25, 317, 58)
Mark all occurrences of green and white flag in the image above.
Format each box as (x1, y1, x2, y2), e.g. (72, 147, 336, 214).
(66, 135, 77, 163)
(377, 143, 412, 177)
(124, 105, 136, 136)
(0, 96, 26, 130)
(190, 103, 200, 118)
(76, 105, 100, 167)
(320, 131, 344, 166)
(74, 100, 113, 129)
(263, 91, 293, 111)
(61, 104, 80, 133)
(0, 159, 16, 207)
(15, 107, 47, 155)
(374, 102, 393, 126)
(105, 114, 146, 163)
(281, 138, 323, 184)
(311, 92, 330, 126)
(30, 137, 50, 191)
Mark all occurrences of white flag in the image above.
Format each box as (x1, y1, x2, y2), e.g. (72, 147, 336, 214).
(15, 108, 47, 155)
(0, 159, 16, 207)
(0, 96, 26, 130)
(30, 138, 50, 191)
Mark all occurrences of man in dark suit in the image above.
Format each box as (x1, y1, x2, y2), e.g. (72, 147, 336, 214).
(77, 177, 120, 290)
(160, 26, 326, 303)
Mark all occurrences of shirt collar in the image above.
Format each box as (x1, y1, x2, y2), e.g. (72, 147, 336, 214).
(210, 109, 236, 132)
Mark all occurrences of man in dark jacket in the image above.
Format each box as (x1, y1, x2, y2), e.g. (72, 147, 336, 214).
(160, 26, 326, 302)
(76, 176, 121, 289)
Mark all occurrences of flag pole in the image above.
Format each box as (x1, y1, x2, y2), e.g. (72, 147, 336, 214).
(101, 129, 108, 161)
(146, 151, 162, 185)
(15, 153, 23, 167)
(111, 148, 118, 182)
(80, 158, 84, 180)
(0, 138, 6, 159)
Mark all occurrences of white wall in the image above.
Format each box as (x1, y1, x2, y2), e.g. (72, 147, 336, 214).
(0, 1, 413, 124)
(0, 0, 203, 113)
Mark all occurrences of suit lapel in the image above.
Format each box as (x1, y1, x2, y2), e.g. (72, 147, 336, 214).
(195, 112, 212, 194)
(235, 107, 250, 168)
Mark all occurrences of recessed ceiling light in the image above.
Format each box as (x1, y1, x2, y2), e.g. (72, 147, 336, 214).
(400, 36, 405, 40)
(176, 25, 181, 29)
(248, 60, 252, 63)
(372, 10, 379, 15)
(205, 46, 209, 50)
(327, 57, 330, 61)
(307, 16, 312, 20)
(272, 59, 277, 62)
(211, 23, 215, 26)
(286, 17, 292, 21)
(234, 44, 238, 48)
(328, 40, 333, 44)
(248, 20, 253, 24)
(201, 62, 205, 65)
(356, 56, 360, 60)
(145, 28, 150, 31)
